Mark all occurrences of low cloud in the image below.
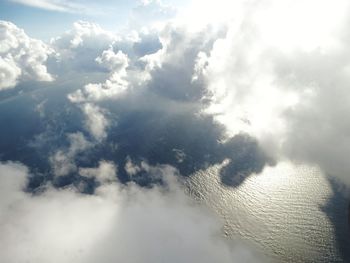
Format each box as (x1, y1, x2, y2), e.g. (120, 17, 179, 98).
(0, 161, 262, 263)
(50, 132, 92, 176)
(68, 47, 129, 103)
(80, 103, 109, 141)
(0, 20, 53, 90)
(2, 1, 349, 261)
(50, 21, 119, 73)
(79, 160, 116, 184)
(197, 0, 350, 187)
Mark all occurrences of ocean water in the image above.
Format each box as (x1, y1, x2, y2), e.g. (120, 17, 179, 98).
(184, 162, 350, 262)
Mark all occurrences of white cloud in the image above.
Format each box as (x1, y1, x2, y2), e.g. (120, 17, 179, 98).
(0, 161, 262, 263)
(276, 47, 350, 186)
(9, 0, 96, 14)
(0, 21, 53, 90)
(52, 21, 118, 50)
(197, 0, 350, 186)
(66, 47, 129, 145)
(96, 47, 128, 71)
(50, 132, 92, 176)
(50, 21, 120, 74)
(3, 0, 350, 193)
(80, 103, 109, 141)
(138, 24, 221, 102)
(125, 156, 142, 176)
(0, 55, 21, 89)
(79, 160, 117, 184)
(4, 4, 350, 259)
(68, 47, 129, 103)
(130, 0, 177, 29)
(0, 162, 28, 208)
(124, 157, 177, 182)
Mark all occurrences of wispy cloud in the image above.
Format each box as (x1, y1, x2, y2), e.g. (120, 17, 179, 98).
(9, 0, 99, 14)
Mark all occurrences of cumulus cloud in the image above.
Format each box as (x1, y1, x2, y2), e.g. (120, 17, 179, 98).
(52, 21, 118, 50)
(68, 47, 129, 103)
(65, 45, 131, 146)
(125, 156, 142, 176)
(0, 161, 262, 263)
(50, 132, 92, 176)
(3, 0, 350, 260)
(50, 21, 119, 73)
(140, 24, 222, 102)
(66, 45, 131, 151)
(197, 0, 350, 186)
(79, 160, 116, 184)
(53, 20, 271, 188)
(0, 55, 21, 89)
(80, 103, 109, 141)
(3, 2, 350, 260)
(0, 20, 53, 90)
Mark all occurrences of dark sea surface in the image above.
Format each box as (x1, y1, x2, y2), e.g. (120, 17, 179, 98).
(184, 162, 350, 263)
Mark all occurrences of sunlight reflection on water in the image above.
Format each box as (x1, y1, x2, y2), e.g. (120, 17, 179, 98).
(184, 162, 345, 262)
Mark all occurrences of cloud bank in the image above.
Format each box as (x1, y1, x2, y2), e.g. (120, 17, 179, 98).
(1, 0, 350, 261)
(2, 0, 350, 189)
(0, 161, 262, 263)
(194, 0, 350, 187)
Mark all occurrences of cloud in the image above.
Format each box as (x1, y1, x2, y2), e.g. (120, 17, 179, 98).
(0, 21, 54, 90)
(3, 4, 350, 259)
(53, 24, 129, 148)
(0, 56, 21, 89)
(124, 156, 142, 176)
(52, 21, 118, 50)
(68, 47, 129, 103)
(0, 19, 273, 189)
(197, 0, 350, 186)
(130, 0, 177, 29)
(80, 103, 109, 141)
(0, 0, 350, 260)
(0, 161, 262, 263)
(50, 21, 119, 73)
(2, 0, 349, 193)
(18, 20, 270, 189)
(140, 24, 222, 102)
(0, 161, 28, 207)
(79, 160, 116, 184)
(9, 0, 96, 14)
(276, 47, 350, 186)
(50, 132, 92, 176)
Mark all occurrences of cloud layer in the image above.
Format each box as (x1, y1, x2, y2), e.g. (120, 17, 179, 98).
(2, 0, 350, 189)
(0, 161, 261, 263)
(195, 0, 350, 186)
(1, 1, 350, 262)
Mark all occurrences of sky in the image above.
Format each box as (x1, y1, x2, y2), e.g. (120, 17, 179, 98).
(1, 0, 350, 262)
(0, 0, 187, 39)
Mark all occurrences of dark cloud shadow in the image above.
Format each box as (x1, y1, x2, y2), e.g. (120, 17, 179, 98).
(320, 179, 350, 262)
(219, 135, 275, 187)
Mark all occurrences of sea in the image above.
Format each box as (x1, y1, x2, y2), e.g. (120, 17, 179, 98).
(185, 161, 350, 262)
